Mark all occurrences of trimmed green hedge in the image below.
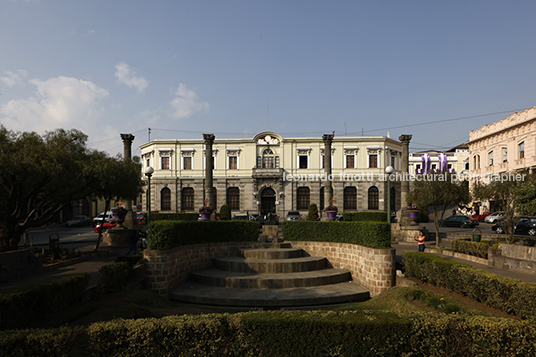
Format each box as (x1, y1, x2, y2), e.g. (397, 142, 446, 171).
(403, 251, 536, 318)
(3, 310, 536, 356)
(282, 221, 391, 248)
(0, 274, 90, 330)
(148, 220, 260, 250)
(149, 212, 198, 221)
(451, 238, 490, 259)
(342, 211, 387, 222)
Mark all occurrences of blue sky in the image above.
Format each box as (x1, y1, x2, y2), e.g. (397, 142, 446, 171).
(1, 0, 535, 157)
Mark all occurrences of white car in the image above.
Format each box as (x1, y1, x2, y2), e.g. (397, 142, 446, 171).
(485, 212, 504, 223)
(93, 211, 114, 226)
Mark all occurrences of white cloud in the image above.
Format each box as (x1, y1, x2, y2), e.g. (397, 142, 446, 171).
(1, 69, 28, 87)
(0, 76, 109, 135)
(169, 83, 209, 119)
(114, 62, 148, 93)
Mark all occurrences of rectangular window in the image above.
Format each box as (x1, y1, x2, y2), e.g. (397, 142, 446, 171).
(369, 154, 377, 168)
(415, 164, 421, 173)
(183, 156, 192, 170)
(346, 155, 355, 169)
(146, 158, 150, 168)
(229, 156, 238, 170)
(502, 147, 508, 163)
(489, 151, 493, 166)
(519, 142, 525, 159)
(299, 155, 308, 169)
(391, 155, 396, 168)
(161, 157, 170, 170)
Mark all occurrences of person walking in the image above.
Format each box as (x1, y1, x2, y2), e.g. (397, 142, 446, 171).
(415, 230, 426, 252)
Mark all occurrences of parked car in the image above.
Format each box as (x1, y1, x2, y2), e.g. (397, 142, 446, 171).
(94, 220, 117, 233)
(493, 216, 536, 236)
(137, 212, 146, 224)
(439, 215, 479, 228)
(65, 215, 92, 227)
(471, 211, 491, 222)
(484, 211, 504, 223)
(286, 211, 302, 221)
(93, 211, 114, 226)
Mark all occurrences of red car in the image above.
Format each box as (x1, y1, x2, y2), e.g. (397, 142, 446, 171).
(471, 211, 491, 221)
(94, 220, 118, 233)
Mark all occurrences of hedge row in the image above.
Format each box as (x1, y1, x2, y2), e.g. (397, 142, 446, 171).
(2, 310, 536, 356)
(148, 212, 198, 222)
(0, 274, 90, 330)
(403, 251, 536, 318)
(342, 211, 387, 222)
(450, 238, 491, 259)
(148, 220, 260, 250)
(281, 221, 391, 248)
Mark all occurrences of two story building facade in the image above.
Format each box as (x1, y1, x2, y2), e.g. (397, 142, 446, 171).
(139, 131, 403, 218)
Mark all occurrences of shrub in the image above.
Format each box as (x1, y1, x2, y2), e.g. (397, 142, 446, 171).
(220, 204, 231, 220)
(307, 204, 319, 221)
(402, 251, 536, 319)
(115, 253, 143, 268)
(0, 274, 90, 329)
(342, 211, 387, 222)
(149, 212, 198, 221)
(282, 221, 391, 248)
(148, 220, 260, 250)
(451, 238, 490, 259)
(97, 262, 133, 293)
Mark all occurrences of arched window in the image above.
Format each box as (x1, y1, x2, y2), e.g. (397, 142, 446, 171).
(368, 186, 379, 210)
(181, 187, 194, 211)
(297, 187, 310, 210)
(161, 187, 171, 211)
(344, 186, 357, 210)
(259, 148, 279, 169)
(227, 187, 240, 210)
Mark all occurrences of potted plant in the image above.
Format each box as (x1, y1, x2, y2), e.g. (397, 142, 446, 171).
(199, 206, 213, 220)
(325, 205, 338, 220)
(112, 207, 128, 228)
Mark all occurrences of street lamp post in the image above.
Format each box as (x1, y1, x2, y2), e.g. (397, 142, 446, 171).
(145, 166, 154, 226)
(386, 166, 394, 225)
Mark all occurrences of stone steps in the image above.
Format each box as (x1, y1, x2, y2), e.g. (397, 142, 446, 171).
(189, 268, 351, 288)
(170, 243, 370, 307)
(171, 281, 369, 307)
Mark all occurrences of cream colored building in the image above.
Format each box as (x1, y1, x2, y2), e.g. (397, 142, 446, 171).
(409, 143, 470, 175)
(139, 131, 403, 217)
(468, 106, 536, 211)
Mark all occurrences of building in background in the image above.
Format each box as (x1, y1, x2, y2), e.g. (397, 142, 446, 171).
(139, 131, 403, 218)
(468, 105, 536, 212)
(409, 142, 470, 175)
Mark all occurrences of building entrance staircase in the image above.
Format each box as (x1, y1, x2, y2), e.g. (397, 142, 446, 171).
(170, 242, 370, 307)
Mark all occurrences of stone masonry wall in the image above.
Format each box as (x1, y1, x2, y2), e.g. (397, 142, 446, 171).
(144, 241, 396, 296)
(289, 241, 395, 296)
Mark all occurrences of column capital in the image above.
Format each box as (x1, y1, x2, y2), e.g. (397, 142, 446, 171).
(203, 133, 215, 144)
(398, 134, 412, 145)
(120, 133, 135, 144)
(322, 133, 334, 145)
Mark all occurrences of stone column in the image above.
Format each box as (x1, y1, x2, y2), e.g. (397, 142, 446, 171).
(398, 134, 412, 226)
(203, 134, 216, 212)
(120, 133, 136, 229)
(322, 133, 334, 220)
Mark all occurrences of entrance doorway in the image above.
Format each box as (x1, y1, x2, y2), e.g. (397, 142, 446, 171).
(260, 187, 276, 216)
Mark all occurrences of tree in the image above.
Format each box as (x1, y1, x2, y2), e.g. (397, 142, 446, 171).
(408, 171, 469, 247)
(0, 126, 142, 252)
(307, 203, 319, 221)
(472, 171, 532, 243)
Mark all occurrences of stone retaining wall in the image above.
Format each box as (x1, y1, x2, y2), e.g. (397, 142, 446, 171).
(289, 241, 395, 296)
(144, 241, 396, 296)
(488, 244, 536, 275)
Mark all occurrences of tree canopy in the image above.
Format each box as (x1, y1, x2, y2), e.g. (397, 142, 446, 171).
(0, 126, 142, 251)
(408, 172, 469, 246)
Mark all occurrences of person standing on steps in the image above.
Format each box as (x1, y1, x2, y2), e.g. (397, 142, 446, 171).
(415, 230, 426, 252)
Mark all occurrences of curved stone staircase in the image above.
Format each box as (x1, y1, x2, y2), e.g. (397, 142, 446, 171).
(170, 243, 370, 307)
